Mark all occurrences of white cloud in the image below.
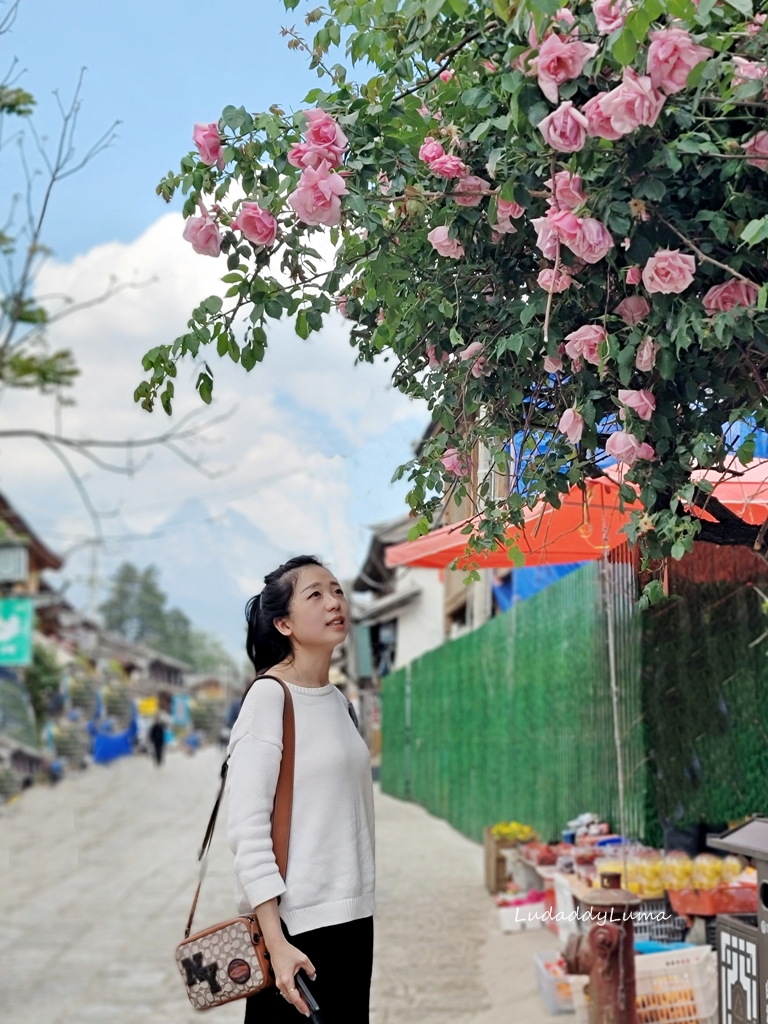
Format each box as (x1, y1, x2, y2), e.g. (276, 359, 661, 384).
(0, 213, 427, 641)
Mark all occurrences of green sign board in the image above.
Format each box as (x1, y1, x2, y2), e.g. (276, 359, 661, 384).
(0, 597, 33, 666)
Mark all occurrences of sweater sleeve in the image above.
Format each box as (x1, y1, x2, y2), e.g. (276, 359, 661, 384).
(227, 678, 287, 909)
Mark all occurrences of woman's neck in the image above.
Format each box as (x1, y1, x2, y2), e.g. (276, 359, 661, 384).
(271, 647, 333, 689)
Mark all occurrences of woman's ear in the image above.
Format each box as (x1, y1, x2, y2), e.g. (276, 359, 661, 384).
(273, 617, 292, 638)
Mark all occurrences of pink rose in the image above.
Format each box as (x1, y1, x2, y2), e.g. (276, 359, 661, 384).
(732, 57, 767, 90)
(427, 344, 449, 368)
(442, 447, 470, 475)
(606, 430, 654, 465)
(429, 153, 470, 178)
(460, 341, 488, 377)
(568, 218, 614, 264)
(453, 175, 490, 207)
(419, 137, 445, 163)
(647, 29, 712, 96)
(287, 161, 349, 227)
(747, 13, 767, 35)
(531, 216, 560, 259)
(482, 60, 498, 73)
(548, 207, 582, 245)
(702, 279, 759, 314)
(642, 249, 696, 294)
(428, 225, 465, 258)
(564, 324, 606, 364)
(618, 388, 656, 420)
(544, 354, 564, 373)
(615, 295, 651, 324)
(193, 122, 223, 168)
(303, 109, 348, 164)
(491, 198, 525, 234)
(627, 266, 642, 285)
(439, 69, 456, 82)
(232, 203, 278, 247)
(600, 68, 666, 134)
(533, 35, 598, 104)
(537, 101, 589, 153)
(635, 336, 659, 372)
(744, 131, 768, 170)
(182, 212, 222, 257)
(583, 93, 624, 140)
(558, 407, 585, 443)
(546, 171, 587, 210)
(287, 141, 346, 170)
(592, 0, 630, 34)
(418, 104, 431, 117)
(538, 267, 573, 292)
(336, 296, 349, 318)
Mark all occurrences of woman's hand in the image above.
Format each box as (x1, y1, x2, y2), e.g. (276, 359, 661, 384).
(269, 937, 316, 1017)
(255, 897, 316, 1017)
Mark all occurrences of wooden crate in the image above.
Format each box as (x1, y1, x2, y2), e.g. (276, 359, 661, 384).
(483, 827, 517, 893)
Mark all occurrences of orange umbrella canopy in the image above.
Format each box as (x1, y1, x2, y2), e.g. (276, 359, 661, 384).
(385, 476, 628, 570)
(385, 460, 768, 571)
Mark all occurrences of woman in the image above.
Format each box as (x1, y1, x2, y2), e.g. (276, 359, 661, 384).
(227, 556, 375, 1022)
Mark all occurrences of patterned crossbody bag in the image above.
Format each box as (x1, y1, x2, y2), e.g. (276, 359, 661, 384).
(176, 676, 295, 1011)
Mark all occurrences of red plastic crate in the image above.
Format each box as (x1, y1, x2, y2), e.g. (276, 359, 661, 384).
(667, 885, 756, 916)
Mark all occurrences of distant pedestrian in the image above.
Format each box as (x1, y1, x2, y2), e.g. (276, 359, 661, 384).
(149, 718, 165, 766)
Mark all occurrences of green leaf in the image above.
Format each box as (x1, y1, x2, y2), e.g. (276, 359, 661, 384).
(671, 541, 686, 561)
(296, 309, 310, 340)
(445, 0, 469, 13)
(612, 28, 638, 66)
(407, 517, 430, 541)
(721, 0, 752, 15)
(449, 326, 464, 347)
(625, 7, 652, 41)
(738, 435, 756, 465)
(283, 0, 300, 9)
(265, 299, 283, 319)
(501, 180, 517, 201)
(530, 0, 561, 14)
(240, 345, 257, 371)
(204, 295, 223, 313)
(741, 217, 768, 247)
(197, 372, 213, 405)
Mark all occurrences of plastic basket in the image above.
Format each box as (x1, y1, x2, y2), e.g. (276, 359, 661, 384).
(635, 946, 717, 1024)
(633, 898, 688, 944)
(534, 952, 574, 1014)
(568, 948, 716, 1024)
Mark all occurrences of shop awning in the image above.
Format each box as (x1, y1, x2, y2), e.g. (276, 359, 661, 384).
(385, 460, 768, 571)
(385, 476, 627, 570)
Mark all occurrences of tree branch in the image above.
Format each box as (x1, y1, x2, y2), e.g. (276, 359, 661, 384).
(393, 26, 488, 102)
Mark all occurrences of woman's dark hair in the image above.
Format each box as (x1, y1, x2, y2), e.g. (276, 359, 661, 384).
(245, 555, 325, 673)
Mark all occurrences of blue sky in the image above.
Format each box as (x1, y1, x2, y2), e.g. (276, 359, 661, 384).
(2, 1, 428, 652)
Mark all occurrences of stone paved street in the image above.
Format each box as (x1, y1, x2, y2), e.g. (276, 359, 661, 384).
(0, 748, 553, 1023)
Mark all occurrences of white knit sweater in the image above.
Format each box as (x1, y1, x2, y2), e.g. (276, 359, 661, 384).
(227, 677, 375, 935)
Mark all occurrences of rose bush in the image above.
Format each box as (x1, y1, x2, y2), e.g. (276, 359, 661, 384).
(139, 0, 768, 580)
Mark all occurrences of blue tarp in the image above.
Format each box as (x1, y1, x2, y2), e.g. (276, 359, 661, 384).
(88, 707, 138, 765)
(493, 563, 585, 611)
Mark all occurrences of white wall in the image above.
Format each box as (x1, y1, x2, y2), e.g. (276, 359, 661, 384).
(393, 567, 445, 670)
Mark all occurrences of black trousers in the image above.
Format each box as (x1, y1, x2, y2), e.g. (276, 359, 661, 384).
(244, 916, 373, 1024)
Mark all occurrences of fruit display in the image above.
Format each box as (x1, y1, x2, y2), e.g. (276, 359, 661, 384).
(491, 820, 537, 844)
(661, 852, 693, 891)
(593, 847, 665, 898)
(691, 853, 723, 890)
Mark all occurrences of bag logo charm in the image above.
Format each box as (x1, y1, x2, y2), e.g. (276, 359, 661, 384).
(182, 952, 222, 994)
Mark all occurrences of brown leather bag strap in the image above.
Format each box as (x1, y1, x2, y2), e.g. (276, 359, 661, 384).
(269, 676, 295, 879)
(184, 675, 295, 938)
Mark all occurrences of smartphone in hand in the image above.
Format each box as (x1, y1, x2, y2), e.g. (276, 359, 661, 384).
(295, 969, 322, 1024)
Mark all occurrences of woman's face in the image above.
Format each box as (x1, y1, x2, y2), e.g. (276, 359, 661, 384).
(275, 566, 350, 650)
